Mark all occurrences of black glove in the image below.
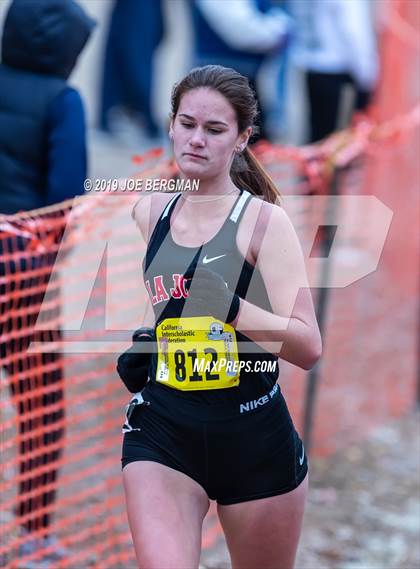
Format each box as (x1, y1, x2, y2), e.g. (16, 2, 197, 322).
(116, 327, 155, 393)
(183, 267, 240, 324)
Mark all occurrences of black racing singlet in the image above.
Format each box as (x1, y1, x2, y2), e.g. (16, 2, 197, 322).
(143, 189, 280, 405)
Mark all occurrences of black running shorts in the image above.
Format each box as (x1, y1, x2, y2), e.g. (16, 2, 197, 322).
(121, 381, 308, 505)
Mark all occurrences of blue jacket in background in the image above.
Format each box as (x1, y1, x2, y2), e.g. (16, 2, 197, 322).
(0, 0, 95, 215)
(191, 0, 271, 78)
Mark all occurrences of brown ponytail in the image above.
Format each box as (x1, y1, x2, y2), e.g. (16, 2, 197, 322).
(231, 147, 282, 205)
(171, 65, 282, 206)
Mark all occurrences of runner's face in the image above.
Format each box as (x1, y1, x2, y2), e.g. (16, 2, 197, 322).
(171, 88, 245, 180)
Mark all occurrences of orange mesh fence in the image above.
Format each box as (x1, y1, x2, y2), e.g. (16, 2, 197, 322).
(1, 2, 419, 565)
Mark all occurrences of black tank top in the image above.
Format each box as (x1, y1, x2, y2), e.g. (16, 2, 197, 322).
(143, 189, 280, 405)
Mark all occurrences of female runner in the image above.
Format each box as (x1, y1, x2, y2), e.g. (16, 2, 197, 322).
(118, 65, 322, 569)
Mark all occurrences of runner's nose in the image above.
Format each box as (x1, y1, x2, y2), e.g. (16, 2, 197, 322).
(189, 126, 205, 147)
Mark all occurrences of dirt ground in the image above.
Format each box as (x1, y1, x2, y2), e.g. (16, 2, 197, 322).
(200, 408, 420, 569)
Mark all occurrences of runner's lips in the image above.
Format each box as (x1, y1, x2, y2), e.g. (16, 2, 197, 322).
(183, 152, 207, 159)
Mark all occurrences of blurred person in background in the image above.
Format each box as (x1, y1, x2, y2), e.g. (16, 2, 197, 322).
(190, 0, 293, 142)
(0, 0, 94, 566)
(99, 0, 165, 143)
(288, 0, 379, 143)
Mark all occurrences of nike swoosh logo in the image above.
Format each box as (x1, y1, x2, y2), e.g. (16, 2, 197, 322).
(299, 443, 305, 466)
(202, 254, 226, 264)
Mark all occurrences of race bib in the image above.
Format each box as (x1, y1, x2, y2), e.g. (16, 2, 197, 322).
(155, 317, 240, 390)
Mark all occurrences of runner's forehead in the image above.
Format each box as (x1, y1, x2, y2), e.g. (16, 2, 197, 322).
(179, 113, 229, 127)
(177, 88, 237, 125)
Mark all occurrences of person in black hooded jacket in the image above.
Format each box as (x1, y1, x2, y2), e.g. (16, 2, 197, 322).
(0, 1, 95, 567)
(0, 0, 96, 213)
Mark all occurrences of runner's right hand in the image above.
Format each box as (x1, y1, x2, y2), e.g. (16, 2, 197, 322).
(116, 327, 156, 393)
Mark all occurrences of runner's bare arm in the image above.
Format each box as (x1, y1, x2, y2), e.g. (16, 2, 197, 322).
(132, 193, 153, 243)
(132, 194, 156, 329)
(233, 206, 322, 370)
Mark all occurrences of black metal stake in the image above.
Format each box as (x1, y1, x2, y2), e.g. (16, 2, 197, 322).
(303, 167, 341, 455)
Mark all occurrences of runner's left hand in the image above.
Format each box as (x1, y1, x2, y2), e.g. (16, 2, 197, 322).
(183, 267, 240, 324)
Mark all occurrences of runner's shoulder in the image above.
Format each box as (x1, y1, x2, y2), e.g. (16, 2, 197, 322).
(245, 194, 284, 231)
(132, 191, 179, 242)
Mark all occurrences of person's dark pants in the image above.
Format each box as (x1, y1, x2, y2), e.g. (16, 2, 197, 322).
(100, 0, 164, 138)
(306, 70, 371, 143)
(1, 236, 64, 533)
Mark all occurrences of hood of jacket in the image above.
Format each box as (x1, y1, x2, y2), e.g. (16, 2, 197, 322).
(1, 0, 96, 79)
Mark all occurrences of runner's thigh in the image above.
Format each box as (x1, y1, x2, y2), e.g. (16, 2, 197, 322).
(123, 460, 210, 568)
(217, 472, 309, 569)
